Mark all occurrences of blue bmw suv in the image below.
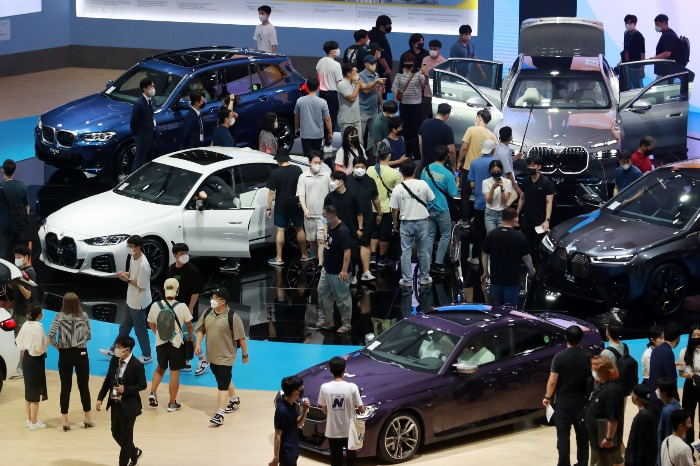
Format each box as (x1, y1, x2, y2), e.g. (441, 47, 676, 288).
(35, 47, 306, 178)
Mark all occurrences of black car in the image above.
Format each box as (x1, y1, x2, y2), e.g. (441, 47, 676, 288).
(541, 159, 700, 315)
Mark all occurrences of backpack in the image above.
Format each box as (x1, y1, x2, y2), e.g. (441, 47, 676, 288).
(675, 35, 691, 67)
(155, 300, 182, 342)
(201, 307, 235, 334)
(607, 343, 638, 396)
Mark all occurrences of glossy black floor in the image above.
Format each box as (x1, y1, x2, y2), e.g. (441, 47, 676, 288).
(11, 153, 700, 346)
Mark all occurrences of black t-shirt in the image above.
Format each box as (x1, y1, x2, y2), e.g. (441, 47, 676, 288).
(346, 174, 378, 218)
(1, 179, 29, 235)
(167, 262, 203, 316)
(368, 27, 392, 74)
(419, 118, 455, 166)
(343, 45, 368, 68)
(274, 398, 300, 461)
(656, 29, 680, 57)
(12, 266, 37, 317)
(324, 222, 352, 275)
(584, 380, 624, 450)
(550, 347, 591, 404)
(482, 227, 530, 286)
(400, 48, 430, 72)
(267, 165, 303, 214)
(622, 30, 646, 62)
(520, 174, 555, 226)
(324, 190, 360, 236)
(624, 407, 659, 466)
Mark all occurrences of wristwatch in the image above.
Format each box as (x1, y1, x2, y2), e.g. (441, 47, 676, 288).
(544, 394, 552, 400)
(545, 217, 551, 222)
(604, 437, 613, 442)
(243, 354, 249, 358)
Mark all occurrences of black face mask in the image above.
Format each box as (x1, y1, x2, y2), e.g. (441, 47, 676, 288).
(350, 136, 360, 145)
(384, 25, 392, 33)
(403, 63, 414, 70)
(491, 172, 502, 179)
(415, 42, 424, 50)
(644, 146, 654, 156)
(526, 167, 537, 176)
(298, 388, 305, 398)
(690, 338, 700, 347)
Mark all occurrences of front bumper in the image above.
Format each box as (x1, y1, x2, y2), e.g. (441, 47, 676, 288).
(298, 406, 377, 458)
(34, 126, 119, 173)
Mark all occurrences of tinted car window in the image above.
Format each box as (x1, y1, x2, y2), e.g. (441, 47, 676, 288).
(258, 63, 287, 88)
(114, 162, 200, 206)
(195, 169, 238, 210)
(435, 72, 481, 103)
(234, 163, 275, 208)
(219, 64, 259, 96)
(104, 67, 183, 106)
(508, 73, 611, 109)
(457, 328, 512, 365)
(512, 326, 554, 355)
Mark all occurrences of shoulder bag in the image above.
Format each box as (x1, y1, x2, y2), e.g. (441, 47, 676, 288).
(395, 73, 416, 102)
(425, 165, 460, 221)
(400, 182, 427, 208)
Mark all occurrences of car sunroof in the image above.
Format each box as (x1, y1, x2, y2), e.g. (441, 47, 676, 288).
(431, 312, 494, 325)
(170, 150, 232, 165)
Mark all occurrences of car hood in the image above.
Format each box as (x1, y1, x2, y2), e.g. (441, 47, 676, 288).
(298, 352, 436, 406)
(503, 107, 616, 148)
(519, 18, 605, 57)
(551, 210, 679, 256)
(41, 93, 133, 132)
(44, 190, 177, 238)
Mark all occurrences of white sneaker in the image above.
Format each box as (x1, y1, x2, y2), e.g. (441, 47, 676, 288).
(398, 278, 413, 288)
(99, 348, 114, 357)
(138, 356, 153, 364)
(195, 359, 210, 376)
(360, 271, 376, 282)
(28, 422, 46, 431)
(10, 369, 23, 379)
(350, 275, 358, 286)
(420, 277, 433, 286)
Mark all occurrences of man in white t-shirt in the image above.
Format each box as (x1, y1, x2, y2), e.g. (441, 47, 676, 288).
(317, 40, 343, 139)
(100, 235, 153, 364)
(660, 409, 695, 466)
(297, 152, 332, 266)
(318, 356, 365, 465)
(146, 278, 194, 412)
(390, 159, 435, 288)
(253, 5, 278, 53)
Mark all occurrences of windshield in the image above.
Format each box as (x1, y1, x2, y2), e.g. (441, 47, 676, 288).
(103, 67, 183, 106)
(607, 170, 700, 229)
(509, 73, 611, 109)
(114, 162, 201, 206)
(361, 319, 461, 374)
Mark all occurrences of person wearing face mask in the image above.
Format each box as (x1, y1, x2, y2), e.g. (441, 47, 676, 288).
(295, 77, 333, 156)
(620, 14, 646, 90)
(324, 171, 362, 285)
(584, 354, 624, 466)
(392, 52, 428, 161)
(677, 325, 700, 443)
(449, 24, 487, 80)
(467, 139, 497, 265)
(335, 126, 366, 174)
(418, 102, 455, 169)
(368, 15, 394, 93)
(100, 236, 153, 365)
(15, 303, 49, 431)
(368, 144, 402, 268)
(650, 14, 682, 70)
(402, 33, 429, 72)
(337, 63, 369, 138)
(420, 40, 447, 120)
(482, 159, 517, 233)
(371, 100, 398, 154)
(649, 322, 682, 406)
(270, 375, 310, 466)
(346, 156, 382, 282)
(515, 155, 555, 264)
(180, 91, 207, 150)
(641, 326, 664, 385)
(660, 409, 695, 466)
(343, 29, 370, 69)
(96, 335, 147, 466)
(195, 288, 249, 426)
(317, 41, 344, 139)
(130, 78, 157, 171)
(259, 112, 279, 156)
(631, 135, 655, 174)
(625, 384, 659, 466)
(613, 150, 642, 195)
(297, 151, 332, 267)
(8, 244, 37, 380)
(656, 377, 682, 465)
(212, 108, 236, 147)
(253, 5, 277, 53)
(358, 55, 384, 158)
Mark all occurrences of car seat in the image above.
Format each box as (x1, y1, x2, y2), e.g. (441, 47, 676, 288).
(515, 88, 542, 107)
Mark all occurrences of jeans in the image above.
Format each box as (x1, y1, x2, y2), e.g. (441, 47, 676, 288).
(317, 269, 352, 326)
(484, 208, 503, 233)
(58, 348, 91, 414)
(490, 284, 520, 307)
(400, 219, 431, 282)
(428, 210, 451, 265)
(115, 305, 151, 358)
(301, 138, 323, 157)
(553, 402, 588, 466)
(361, 113, 377, 160)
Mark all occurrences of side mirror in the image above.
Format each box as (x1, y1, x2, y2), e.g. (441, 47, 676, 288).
(196, 199, 204, 211)
(575, 185, 604, 212)
(453, 363, 479, 375)
(106, 80, 114, 89)
(466, 96, 489, 108)
(174, 98, 191, 110)
(631, 99, 652, 112)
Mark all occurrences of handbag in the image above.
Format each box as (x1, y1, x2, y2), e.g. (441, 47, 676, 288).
(160, 300, 195, 361)
(348, 417, 365, 450)
(395, 73, 416, 102)
(424, 164, 460, 221)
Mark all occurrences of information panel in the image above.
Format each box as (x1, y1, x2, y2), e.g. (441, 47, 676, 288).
(75, 0, 478, 35)
(0, 0, 42, 18)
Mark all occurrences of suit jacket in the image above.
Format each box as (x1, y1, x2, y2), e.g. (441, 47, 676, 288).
(130, 94, 155, 138)
(180, 108, 204, 149)
(98, 356, 147, 418)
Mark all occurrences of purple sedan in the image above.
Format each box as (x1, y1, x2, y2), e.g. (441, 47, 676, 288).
(296, 304, 603, 463)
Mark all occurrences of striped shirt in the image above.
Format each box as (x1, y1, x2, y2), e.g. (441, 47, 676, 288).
(392, 71, 426, 105)
(48, 312, 92, 349)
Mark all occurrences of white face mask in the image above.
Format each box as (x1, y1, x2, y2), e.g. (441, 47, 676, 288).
(353, 167, 366, 177)
(127, 247, 135, 256)
(14, 257, 24, 268)
(210, 299, 220, 309)
(178, 254, 190, 264)
(329, 181, 339, 191)
(625, 24, 635, 32)
(591, 370, 599, 381)
(655, 388, 662, 399)
(621, 163, 631, 171)
(147, 87, 156, 97)
(332, 49, 340, 57)
(259, 14, 267, 22)
(310, 164, 322, 174)
(655, 26, 662, 33)
(114, 348, 126, 358)
(429, 50, 439, 57)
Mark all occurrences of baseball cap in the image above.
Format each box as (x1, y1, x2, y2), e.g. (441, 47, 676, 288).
(274, 147, 291, 162)
(368, 43, 384, 54)
(631, 384, 651, 402)
(164, 278, 179, 297)
(363, 55, 377, 64)
(212, 288, 230, 303)
(481, 139, 497, 154)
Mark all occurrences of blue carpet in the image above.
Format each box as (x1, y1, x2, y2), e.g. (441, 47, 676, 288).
(39, 310, 362, 392)
(0, 115, 38, 162)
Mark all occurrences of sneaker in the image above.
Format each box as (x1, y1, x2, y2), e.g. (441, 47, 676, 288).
(181, 361, 192, 372)
(98, 348, 114, 357)
(148, 392, 158, 407)
(377, 258, 393, 268)
(129, 448, 143, 466)
(167, 402, 182, 412)
(350, 275, 358, 286)
(467, 257, 480, 266)
(219, 263, 240, 273)
(300, 251, 315, 262)
(138, 356, 153, 364)
(28, 422, 46, 431)
(370, 254, 377, 266)
(360, 271, 376, 282)
(398, 278, 413, 288)
(430, 264, 446, 275)
(224, 397, 240, 413)
(209, 412, 224, 426)
(420, 277, 433, 286)
(268, 258, 284, 267)
(457, 220, 471, 230)
(195, 359, 210, 376)
(10, 369, 23, 379)
(26, 419, 42, 428)
(336, 325, 351, 335)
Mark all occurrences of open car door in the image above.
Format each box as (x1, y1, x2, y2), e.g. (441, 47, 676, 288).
(618, 59, 695, 105)
(434, 58, 503, 107)
(618, 70, 690, 164)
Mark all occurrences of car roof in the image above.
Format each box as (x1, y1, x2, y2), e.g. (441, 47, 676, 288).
(418, 304, 544, 329)
(151, 147, 307, 173)
(147, 47, 285, 70)
(667, 159, 700, 171)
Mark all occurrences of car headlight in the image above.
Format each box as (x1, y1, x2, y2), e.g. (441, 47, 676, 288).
(83, 234, 130, 246)
(357, 404, 378, 420)
(542, 235, 555, 252)
(80, 131, 117, 142)
(589, 254, 635, 265)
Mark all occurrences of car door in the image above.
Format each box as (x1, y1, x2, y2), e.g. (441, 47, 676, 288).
(437, 58, 503, 107)
(618, 68, 690, 163)
(182, 168, 254, 257)
(218, 64, 269, 147)
(511, 323, 558, 413)
(233, 162, 277, 244)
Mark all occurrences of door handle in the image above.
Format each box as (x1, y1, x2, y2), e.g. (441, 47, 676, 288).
(667, 113, 684, 118)
(258, 95, 269, 102)
(228, 221, 244, 225)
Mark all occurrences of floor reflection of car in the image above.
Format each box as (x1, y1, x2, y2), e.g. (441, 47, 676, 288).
(38, 148, 308, 282)
(35, 47, 305, 179)
(296, 304, 602, 463)
(542, 160, 700, 316)
(431, 17, 693, 206)
(0, 259, 25, 393)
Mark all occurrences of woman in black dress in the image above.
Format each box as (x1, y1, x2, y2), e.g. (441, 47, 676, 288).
(15, 303, 49, 431)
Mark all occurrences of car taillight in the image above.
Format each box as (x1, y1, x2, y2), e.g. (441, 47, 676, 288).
(0, 318, 16, 331)
(300, 83, 309, 95)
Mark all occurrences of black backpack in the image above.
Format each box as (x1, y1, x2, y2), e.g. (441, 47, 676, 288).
(201, 307, 235, 334)
(607, 343, 638, 396)
(669, 31, 690, 67)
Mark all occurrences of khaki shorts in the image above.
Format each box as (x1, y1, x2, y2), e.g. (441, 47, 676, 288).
(304, 217, 325, 242)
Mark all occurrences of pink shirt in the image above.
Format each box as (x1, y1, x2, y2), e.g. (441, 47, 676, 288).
(422, 55, 447, 97)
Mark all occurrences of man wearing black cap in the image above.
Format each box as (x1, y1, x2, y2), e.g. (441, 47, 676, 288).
(625, 384, 659, 466)
(359, 54, 384, 156)
(368, 15, 393, 93)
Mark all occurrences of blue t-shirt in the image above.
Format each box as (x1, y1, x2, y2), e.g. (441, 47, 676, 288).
(421, 163, 458, 212)
(468, 155, 494, 211)
(658, 399, 682, 465)
(212, 126, 234, 147)
(449, 40, 475, 59)
(380, 136, 406, 161)
(274, 399, 300, 462)
(614, 165, 642, 192)
(358, 69, 380, 116)
(418, 118, 455, 166)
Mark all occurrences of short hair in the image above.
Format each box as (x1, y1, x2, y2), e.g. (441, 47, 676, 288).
(618, 150, 632, 161)
(353, 155, 368, 167)
(499, 126, 513, 142)
(341, 63, 356, 77)
(670, 408, 691, 431)
(436, 103, 451, 115)
(261, 112, 277, 132)
(308, 150, 323, 162)
(501, 207, 517, 222)
(459, 24, 473, 35)
(624, 14, 638, 24)
(606, 322, 623, 341)
(565, 325, 584, 345)
(281, 375, 303, 397)
(115, 335, 136, 350)
(526, 155, 544, 166)
(648, 325, 664, 343)
(654, 14, 669, 24)
(331, 170, 347, 182)
(382, 100, 398, 114)
(388, 116, 403, 132)
(434, 145, 448, 162)
(139, 78, 154, 91)
(658, 376, 678, 399)
(258, 5, 271, 15)
(409, 33, 424, 47)
(323, 41, 339, 54)
(401, 52, 416, 64)
(354, 29, 368, 42)
(376, 14, 392, 28)
(13, 244, 31, 257)
(306, 76, 320, 92)
(217, 107, 232, 124)
(212, 287, 230, 303)
(2, 159, 16, 177)
(428, 39, 442, 49)
(189, 91, 204, 105)
(591, 354, 618, 378)
(323, 204, 338, 218)
(329, 356, 346, 376)
(399, 159, 416, 177)
(477, 109, 492, 124)
(377, 143, 392, 160)
(664, 322, 682, 342)
(27, 303, 43, 321)
(640, 135, 655, 148)
(127, 235, 143, 248)
(172, 243, 189, 254)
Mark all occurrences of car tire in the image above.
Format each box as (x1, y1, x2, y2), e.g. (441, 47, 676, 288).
(286, 222, 310, 251)
(115, 144, 136, 181)
(274, 115, 295, 150)
(644, 263, 687, 316)
(377, 411, 422, 464)
(141, 237, 168, 282)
